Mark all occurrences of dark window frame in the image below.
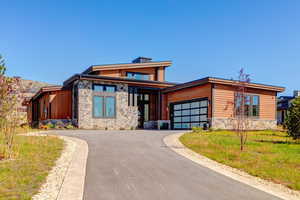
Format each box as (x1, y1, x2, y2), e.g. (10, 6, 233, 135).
(92, 83, 117, 119)
(93, 96, 117, 118)
(235, 93, 260, 118)
(92, 84, 117, 93)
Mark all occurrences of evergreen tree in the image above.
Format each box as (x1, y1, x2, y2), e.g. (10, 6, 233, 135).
(285, 96, 300, 140)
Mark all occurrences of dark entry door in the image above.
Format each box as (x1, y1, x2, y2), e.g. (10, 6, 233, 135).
(170, 98, 209, 130)
(138, 94, 150, 128)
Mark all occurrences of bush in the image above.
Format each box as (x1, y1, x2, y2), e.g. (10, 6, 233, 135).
(65, 124, 74, 129)
(192, 126, 203, 133)
(284, 96, 300, 140)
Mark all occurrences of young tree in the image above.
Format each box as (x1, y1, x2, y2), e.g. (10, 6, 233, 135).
(232, 68, 251, 151)
(284, 96, 300, 140)
(0, 55, 23, 159)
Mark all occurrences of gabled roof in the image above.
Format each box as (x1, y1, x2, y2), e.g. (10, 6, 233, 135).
(82, 61, 172, 74)
(162, 77, 285, 93)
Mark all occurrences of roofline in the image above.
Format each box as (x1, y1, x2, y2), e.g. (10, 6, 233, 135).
(63, 74, 177, 88)
(83, 61, 172, 74)
(30, 85, 63, 101)
(162, 77, 285, 93)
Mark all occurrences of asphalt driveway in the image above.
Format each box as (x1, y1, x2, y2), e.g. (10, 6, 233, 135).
(55, 130, 281, 200)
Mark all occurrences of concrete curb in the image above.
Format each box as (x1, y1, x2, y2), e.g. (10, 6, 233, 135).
(25, 132, 88, 200)
(57, 136, 88, 200)
(163, 132, 300, 200)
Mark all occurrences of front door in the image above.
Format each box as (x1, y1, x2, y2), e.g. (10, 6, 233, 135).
(138, 94, 150, 128)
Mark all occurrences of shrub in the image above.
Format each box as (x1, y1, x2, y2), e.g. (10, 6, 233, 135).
(284, 96, 300, 140)
(65, 124, 74, 129)
(192, 126, 203, 133)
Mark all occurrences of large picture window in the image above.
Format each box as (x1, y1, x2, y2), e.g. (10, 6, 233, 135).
(93, 84, 116, 118)
(235, 94, 259, 117)
(93, 96, 116, 118)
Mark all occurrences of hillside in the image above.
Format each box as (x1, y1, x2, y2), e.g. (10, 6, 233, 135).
(18, 79, 52, 123)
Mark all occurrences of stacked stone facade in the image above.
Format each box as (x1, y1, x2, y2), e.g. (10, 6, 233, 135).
(211, 117, 277, 130)
(75, 80, 138, 130)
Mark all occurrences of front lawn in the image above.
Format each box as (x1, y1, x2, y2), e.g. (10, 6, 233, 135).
(180, 130, 300, 191)
(0, 135, 64, 200)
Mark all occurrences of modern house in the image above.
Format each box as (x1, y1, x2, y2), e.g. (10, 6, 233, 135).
(277, 90, 299, 124)
(27, 57, 285, 130)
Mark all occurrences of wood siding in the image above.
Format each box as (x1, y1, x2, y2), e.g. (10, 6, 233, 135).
(31, 89, 72, 121)
(92, 67, 166, 81)
(162, 83, 212, 120)
(213, 84, 277, 120)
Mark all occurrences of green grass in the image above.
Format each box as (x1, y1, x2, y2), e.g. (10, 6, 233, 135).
(180, 130, 300, 191)
(0, 135, 64, 200)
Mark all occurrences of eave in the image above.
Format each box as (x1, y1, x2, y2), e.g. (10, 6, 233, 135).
(83, 61, 172, 74)
(162, 77, 285, 93)
(64, 74, 177, 88)
(30, 86, 63, 102)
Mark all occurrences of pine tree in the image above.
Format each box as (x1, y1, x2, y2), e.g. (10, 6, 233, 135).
(285, 96, 300, 140)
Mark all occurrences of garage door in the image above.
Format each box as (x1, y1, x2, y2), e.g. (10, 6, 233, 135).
(170, 98, 209, 130)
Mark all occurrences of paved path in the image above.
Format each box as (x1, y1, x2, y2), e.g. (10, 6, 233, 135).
(55, 130, 281, 200)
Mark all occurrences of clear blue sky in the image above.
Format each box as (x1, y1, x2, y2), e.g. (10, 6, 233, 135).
(1, 0, 299, 95)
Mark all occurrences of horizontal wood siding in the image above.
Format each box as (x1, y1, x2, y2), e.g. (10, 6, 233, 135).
(92, 67, 166, 81)
(213, 84, 277, 120)
(162, 83, 212, 120)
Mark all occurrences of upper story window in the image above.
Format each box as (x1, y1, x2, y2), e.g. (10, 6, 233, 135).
(235, 94, 259, 117)
(126, 72, 150, 80)
(93, 84, 116, 92)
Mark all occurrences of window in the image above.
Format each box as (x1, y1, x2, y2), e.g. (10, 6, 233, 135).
(93, 84, 116, 118)
(126, 72, 150, 80)
(128, 87, 138, 106)
(235, 94, 260, 117)
(93, 84, 116, 92)
(93, 96, 116, 118)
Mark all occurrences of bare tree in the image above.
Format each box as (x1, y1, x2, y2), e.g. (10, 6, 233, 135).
(232, 68, 251, 151)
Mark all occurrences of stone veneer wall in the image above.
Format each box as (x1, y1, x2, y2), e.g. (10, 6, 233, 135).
(76, 80, 138, 130)
(211, 117, 277, 130)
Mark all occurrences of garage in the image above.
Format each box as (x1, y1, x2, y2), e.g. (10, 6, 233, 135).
(170, 98, 209, 130)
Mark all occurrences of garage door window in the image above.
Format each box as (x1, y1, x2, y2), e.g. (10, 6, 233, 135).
(171, 98, 209, 130)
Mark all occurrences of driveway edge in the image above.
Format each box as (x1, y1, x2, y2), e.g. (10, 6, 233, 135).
(27, 132, 88, 200)
(164, 132, 300, 200)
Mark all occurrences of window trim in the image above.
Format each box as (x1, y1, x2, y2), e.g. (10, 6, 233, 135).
(234, 93, 260, 118)
(92, 95, 117, 119)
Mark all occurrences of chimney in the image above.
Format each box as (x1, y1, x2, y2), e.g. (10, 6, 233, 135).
(294, 90, 300, 97)
(132, 57, 152, 63)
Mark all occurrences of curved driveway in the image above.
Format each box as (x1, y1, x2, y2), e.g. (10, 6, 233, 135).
(56, 130, 281, 200)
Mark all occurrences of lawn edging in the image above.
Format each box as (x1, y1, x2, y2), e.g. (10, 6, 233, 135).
(24, 132, 88, 200)
(163, 132, 300, 200)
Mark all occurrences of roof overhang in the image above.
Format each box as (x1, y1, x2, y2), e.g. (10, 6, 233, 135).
(64, 74, 177, 88)
(30, 86, 63, 101)
(83, 61, 172, 74)
(162, 77, 285, 93)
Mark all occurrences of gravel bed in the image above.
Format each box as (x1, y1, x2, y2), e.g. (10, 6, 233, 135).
(27, 133, 77, 200)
